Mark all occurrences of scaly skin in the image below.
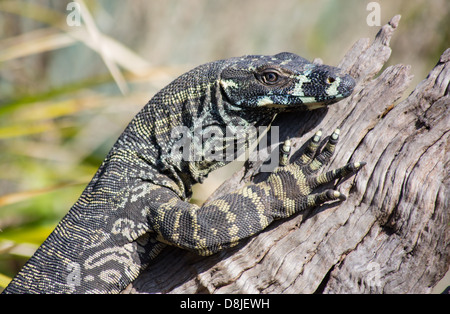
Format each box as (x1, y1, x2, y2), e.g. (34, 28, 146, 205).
(3, 52, 363, 294)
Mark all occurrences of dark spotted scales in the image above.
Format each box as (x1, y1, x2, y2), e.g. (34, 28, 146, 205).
(3, 52, 364, 294)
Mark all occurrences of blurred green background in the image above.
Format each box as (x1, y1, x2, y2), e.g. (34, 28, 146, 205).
(0, 0, 448, 291)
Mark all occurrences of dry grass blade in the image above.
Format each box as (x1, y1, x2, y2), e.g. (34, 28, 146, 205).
(76, 0, 128, 94)
(0, 241, 38, 258)
(0, 28, 75, 62)
(0, 0, 153, 92)
(0, 181, 87, 208)
(0, 26, 153, 77)
(67, 28, 153, 75)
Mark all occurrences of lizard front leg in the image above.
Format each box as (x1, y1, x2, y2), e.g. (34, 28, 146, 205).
(266, 129, 365, 219)
(148, 129, 365, 256)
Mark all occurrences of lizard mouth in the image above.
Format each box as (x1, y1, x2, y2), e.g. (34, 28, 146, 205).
(304, 102, 327, 110)
(259, 103, 290, 109)
(337, 74, 356, 97)
(262, 102, 326, 110)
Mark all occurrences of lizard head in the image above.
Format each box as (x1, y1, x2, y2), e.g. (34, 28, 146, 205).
(220, 52, 355, 110)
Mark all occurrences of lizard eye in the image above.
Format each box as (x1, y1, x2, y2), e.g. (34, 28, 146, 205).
(326, 77, 336, 84)
(264, 72, 278, 82)
(261, 71, 279, 84)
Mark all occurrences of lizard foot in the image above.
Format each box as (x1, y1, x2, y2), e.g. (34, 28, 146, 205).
(268, 129, 365, 214)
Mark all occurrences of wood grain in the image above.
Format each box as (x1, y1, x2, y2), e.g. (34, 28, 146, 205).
(126, 15, 449, 294)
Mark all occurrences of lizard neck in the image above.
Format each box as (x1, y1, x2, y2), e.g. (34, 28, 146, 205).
(122, 63, 278, 199)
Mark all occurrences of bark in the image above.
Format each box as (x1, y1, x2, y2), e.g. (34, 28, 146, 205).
(127, 15, 449, 294)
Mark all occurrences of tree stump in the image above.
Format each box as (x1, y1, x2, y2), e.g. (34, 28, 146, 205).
(126, 15, 449, 294)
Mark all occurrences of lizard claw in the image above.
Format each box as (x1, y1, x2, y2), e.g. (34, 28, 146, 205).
(279, 138, 292, 166)
(308, 189, 347, 207)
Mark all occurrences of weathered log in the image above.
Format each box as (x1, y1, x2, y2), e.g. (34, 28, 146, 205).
(126, 15, 449, 294)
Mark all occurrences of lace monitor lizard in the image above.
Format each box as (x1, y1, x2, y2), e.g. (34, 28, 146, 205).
(3, 52, 364, 294)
